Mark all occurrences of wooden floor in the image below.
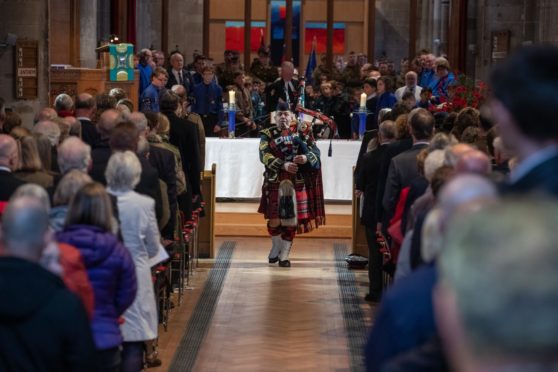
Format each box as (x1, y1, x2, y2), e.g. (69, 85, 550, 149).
(153, 237, 376, 372)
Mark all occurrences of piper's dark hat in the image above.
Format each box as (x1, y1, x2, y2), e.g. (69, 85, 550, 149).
(276, 102, 290, 111)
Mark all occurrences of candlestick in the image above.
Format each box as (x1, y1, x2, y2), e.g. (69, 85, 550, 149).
(360, 92, 367, 109)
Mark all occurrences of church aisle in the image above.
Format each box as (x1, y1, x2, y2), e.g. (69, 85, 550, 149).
(155, 237, 373, 371)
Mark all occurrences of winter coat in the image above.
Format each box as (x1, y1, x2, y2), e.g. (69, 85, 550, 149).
(0, 257, 95, 371)
(107, 189, 162, 342)
(56, 225, 137, 350)
(58, 242, 95, 319)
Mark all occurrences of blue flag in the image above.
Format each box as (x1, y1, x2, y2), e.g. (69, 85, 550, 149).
(305, 37, 317, 85)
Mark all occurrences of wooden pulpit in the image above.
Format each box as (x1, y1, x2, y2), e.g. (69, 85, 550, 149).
(50, 67, 139, 109)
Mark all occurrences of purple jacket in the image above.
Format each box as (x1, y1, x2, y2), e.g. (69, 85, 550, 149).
(56, 225, 137, 350)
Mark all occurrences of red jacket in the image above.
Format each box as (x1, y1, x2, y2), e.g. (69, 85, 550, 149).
(58, 243, 95, 319)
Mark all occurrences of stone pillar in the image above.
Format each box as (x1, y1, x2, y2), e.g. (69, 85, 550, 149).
(375, 0, 410, 61)
(0, 0, 49, 127)
(168, 0, 203, 61)
(80, 0, 98, 68)
(136, 0, 162, 50)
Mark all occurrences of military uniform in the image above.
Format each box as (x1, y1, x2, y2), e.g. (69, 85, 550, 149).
(250, 58, 279, 85)
(258, 115, 325, 266)
(215, 62, 244, 90)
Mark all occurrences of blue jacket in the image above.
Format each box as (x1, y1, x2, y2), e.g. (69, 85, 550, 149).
(191, 82, 224, 123)
(419, 69, 436, 89)
(140, 84, 165, 113)
(376, 92, 397, 113)
(56, 225, 137, 350)
(138, 63, 153, 96)
(432, 72, 455, 101)
(365, 263, 438, 371)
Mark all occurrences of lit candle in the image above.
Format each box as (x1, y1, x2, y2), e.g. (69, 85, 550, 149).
(360, 92, 367, 109)
(229, 90, 235, 105)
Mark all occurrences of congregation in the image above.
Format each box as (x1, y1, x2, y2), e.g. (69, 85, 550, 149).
(1, 35, 558, 372)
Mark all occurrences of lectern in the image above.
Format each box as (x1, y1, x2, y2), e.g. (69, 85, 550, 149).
(49, 43, 139, 108)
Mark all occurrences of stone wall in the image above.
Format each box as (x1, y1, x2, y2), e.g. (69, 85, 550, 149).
(167, 0, 203, 59)
(0, 0, 49, 128)
(136, 0, 162, 51)
(375, 0, 411, 62)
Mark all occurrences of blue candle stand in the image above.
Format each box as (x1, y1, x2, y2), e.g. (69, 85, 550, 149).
(351, 107, 369, 140)
(223, 103, 238, 138)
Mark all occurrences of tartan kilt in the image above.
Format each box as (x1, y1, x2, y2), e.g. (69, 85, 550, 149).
(258, 169, 326, 234)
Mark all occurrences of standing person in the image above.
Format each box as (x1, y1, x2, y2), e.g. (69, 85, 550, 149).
(74, 93, 99, 148)
(137, 49, 154, 96)
(0, 195, 96, 371)
(491, 45, 558, 196)
(139, 67, 169, 113)
(266, 61, 300, 112)
(258, 103, 325, 267)
(355, 120, 397, 301)
(249, 46, 278, 86)
(105, 151, 163, 372)
(56, 183, 137, 372)
(191, 67, 224, 137)
(230, 71, 256, 137)
(166, 52, 190, 92)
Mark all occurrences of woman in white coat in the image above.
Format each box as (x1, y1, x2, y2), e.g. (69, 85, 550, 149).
(106, 151, 163, 372)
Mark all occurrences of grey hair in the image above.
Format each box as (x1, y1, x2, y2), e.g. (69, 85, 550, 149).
(126, 112, 148, 134)
(424, 150, 446, 183)
(54, 93, 74, 112)
(428, 133, 457, 152)
(11, 183, 51, 212)
(105, 151, 141, 192)
(53, 169, 92, 207)
(57, 136, 91, 173)
(439, 198, 558, 359)
(32, 120, 61, 146)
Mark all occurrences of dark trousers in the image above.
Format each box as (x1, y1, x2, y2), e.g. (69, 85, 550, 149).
(201, 113, 219, 137)
(120, 342, 144, 372)
(366, 226, 383, 296)
(97, 346, 121, 372)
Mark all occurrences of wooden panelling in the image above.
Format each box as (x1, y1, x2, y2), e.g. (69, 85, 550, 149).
(210, 0, 244, 19)
(49, 0, 72, 65)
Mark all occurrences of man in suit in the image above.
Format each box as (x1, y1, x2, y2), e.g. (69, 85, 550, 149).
(128, 112, 177, 240)
(382, 109, 434, 222)
(160, 91, 201, 220)
(166, 52, 190, 92)
(491, 45, 558, 196)
(74, 93, 99, 148)
(355, 120, 396, 302)
(0, 134, 25, 201)
(90, 109, 123, 184)
(366, 175, 497, 371)
(266, 61, 300, 112)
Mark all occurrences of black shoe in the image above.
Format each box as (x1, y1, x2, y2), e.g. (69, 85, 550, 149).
(278, 260, 291, 267)
(364, 293, 382, 303)
(145, 356, 162, 369)
(268, 256, 279, 264)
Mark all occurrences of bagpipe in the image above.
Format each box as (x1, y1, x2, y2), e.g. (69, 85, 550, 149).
(295, 106, 339, 140)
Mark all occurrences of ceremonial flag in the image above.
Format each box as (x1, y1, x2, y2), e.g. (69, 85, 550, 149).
(305, 36, 317, 85)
